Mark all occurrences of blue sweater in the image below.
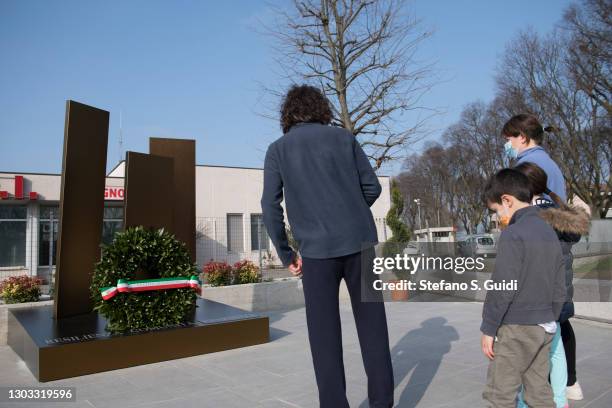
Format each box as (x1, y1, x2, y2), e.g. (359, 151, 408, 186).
(516, 146, 567, 202)
(260, 122, 382, 267)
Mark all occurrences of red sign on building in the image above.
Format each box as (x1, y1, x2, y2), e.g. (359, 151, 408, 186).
(104, 187, 124, 200)
(0, 176, 38, 200)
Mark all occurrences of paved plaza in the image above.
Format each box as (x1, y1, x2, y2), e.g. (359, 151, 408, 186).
(1, 301, 611, 408)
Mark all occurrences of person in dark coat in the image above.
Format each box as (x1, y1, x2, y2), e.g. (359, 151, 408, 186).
(515, 162, 591, 406)
(502, 113, 588, 401)
(261, 85, 394, 408)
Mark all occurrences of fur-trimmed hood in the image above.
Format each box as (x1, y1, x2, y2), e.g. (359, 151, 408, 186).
(539, 205, 591, 235)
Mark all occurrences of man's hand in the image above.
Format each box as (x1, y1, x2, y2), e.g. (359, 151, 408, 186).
(481, 334, 495, 360)
(288, 255, 302, 277)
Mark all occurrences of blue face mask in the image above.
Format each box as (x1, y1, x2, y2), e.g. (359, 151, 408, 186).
(504, 141, 518, 159)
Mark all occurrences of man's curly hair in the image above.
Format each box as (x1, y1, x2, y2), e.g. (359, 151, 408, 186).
(280, 85, 333, 134)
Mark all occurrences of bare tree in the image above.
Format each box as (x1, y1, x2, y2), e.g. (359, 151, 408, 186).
(398, 141, 489, 234)
(442, 102, 507, 233)
(446, 144, 490, 234)
(443, 101, 507, 176)
(400, 144, 456, 232)
(265, 0, 436, 169)
(398, 0, 611, 229)
(563, 0, 612, 116)
(496, 28, 611, 218)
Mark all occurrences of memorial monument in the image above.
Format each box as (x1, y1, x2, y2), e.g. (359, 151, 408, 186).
(7, 100, 269, 382)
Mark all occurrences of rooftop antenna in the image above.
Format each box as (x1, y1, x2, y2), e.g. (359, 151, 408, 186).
(118, 110, 124, 164)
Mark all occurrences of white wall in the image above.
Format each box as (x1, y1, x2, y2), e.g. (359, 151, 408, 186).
(194, 165, 391, 267)
(1, 164, 391, 271)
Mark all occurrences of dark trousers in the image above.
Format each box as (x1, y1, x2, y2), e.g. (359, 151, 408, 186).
(560, 320, 577, 385)
(301, 247, 394, 408)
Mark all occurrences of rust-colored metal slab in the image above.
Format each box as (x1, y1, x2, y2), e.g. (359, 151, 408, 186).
(8, 298, 270, 382)
(124, 151, 174, 231)
(149, 138, 196, 261)
(54, 101, 109, 319)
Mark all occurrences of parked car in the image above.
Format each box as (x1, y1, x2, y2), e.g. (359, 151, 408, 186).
(458, 234, 496, 257)
(402, 241, 420, 255)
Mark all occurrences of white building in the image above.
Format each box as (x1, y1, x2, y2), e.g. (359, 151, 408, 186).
(0, 162, 391, 283)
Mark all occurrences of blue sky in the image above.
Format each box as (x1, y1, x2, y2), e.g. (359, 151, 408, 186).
(0, 0, 570, 176)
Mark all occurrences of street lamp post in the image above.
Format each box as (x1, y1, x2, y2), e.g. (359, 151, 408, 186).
(414, 198, 422, 230)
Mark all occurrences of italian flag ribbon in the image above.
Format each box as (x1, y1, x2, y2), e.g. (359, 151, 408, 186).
(100, 275, 201, 300)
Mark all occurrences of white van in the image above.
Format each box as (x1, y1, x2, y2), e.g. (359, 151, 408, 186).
(458, 234, 496, 257)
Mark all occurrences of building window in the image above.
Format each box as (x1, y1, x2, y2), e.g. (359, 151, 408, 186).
(39, 206, 59, 266)
(102, 205, 124, 246)
(250, 214, 269, 251)
(38, 205, 124, 266)
(0, 206, 27, 267)
(227, 214, 243, 253)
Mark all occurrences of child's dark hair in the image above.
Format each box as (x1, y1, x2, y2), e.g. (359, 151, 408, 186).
(483, 168, 533, 205)
(513, 162, 568, 209)
(501, 113, 555, 145)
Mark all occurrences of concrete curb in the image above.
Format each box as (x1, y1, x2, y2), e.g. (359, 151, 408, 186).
(199, 277, 353, 310)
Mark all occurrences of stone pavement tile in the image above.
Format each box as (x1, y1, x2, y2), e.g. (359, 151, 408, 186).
(196, 361, 286, 390)
(436, 387, 487, 407)
(438, 342, 490, 368)
(346, 378, 368, 407)
(265, 310, 308, 331)
(0, 346, 23, 365)
(25, 360, 212, 403)
(0, 347, 41, 386)
(450, 361, 492, 386)
(569, 370, 612, 408)
(577, 351, 612, 379)
(342, 350, 367, 377)
(216, 370, 318, 404)
(115, 363, 220, 392)
(572, 319, 612, 342)
(579, 390, 612, 408)
(1, 301, 611, 408)
(70, 375, 146, 401)
(84, 382, 216, 408)
(392, 357, 477, 389)
(177, 351, 245, 370)
(250, 352, 314, 377)
(175, 343, 266, 367)
(0, 365, 39, 387)
(258, 398, 304, 407)
(129, 386, 259, 408)
(0, 400, 96, 408)
(390, 371, 484, 408)
(277, 391, 318, 408)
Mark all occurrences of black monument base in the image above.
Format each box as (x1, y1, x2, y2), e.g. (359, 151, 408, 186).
(7, 298, 269, 382)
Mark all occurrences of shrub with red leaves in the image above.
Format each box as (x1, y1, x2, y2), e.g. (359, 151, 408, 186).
(203, 261, 233, 286)
(0, 275, 42, 304)
(233, 260, 261, 284)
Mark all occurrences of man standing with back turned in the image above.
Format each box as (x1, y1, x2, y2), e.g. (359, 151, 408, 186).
(261, 85, 395, 408)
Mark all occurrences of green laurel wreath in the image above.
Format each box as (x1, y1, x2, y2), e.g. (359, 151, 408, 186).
(90, 226, 199, 333)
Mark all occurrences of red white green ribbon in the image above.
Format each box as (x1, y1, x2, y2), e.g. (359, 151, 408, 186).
(100, 275, 201, 300)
